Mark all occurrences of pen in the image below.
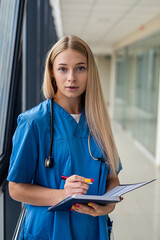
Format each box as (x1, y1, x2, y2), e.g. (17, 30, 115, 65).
(61, 175, 94, 184)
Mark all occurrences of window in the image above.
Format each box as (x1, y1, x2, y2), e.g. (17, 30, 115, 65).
(0, 0, 20, 155)
(114, 32, 160, 156)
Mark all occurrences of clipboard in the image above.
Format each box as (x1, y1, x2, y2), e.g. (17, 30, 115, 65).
(48, 179, 156, 211)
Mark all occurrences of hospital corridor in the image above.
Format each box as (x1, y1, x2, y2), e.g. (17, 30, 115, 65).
(111, 122, 160, 240)
(0, 0, 160, 239)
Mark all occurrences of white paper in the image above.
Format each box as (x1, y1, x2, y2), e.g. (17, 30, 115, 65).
(105, 179, 156, 197)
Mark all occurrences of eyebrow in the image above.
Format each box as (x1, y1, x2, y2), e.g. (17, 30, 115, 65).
(58, 62, 87, 66)
(76, 62, 87, 65)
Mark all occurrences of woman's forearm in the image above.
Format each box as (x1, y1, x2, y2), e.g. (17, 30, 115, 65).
(9, 182, 65, 206)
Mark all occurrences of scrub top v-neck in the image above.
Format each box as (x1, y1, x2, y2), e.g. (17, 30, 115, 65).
(7, 99, 122, 240)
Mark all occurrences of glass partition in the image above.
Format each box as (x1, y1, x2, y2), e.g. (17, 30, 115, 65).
(114, 32, 160, 156)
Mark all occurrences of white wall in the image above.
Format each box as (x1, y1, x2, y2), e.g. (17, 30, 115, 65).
(95, 56, 111, 109)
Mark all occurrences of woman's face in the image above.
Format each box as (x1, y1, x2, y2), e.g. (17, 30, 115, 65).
(53, 49, 88, 101)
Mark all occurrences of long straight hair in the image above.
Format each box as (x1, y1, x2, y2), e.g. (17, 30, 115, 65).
(42, 35, 119, 176)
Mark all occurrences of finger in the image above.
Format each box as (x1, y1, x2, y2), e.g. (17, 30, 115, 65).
(87, 202, 115, 215)
(69, 181, 89, 191)
(88, 202, 115, 209)
(73, 204, 96, 216)
(68, 175, 86, 183)
(65, 177, 89, 191)
(87, 202, 100, 210)
(73, 203, 111, 217)
(68, 175, 94, 185)
(64, 182, 89, 193)
(70, 188, 88, 195)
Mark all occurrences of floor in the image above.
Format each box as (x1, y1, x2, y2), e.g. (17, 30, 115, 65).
(110, 122, 160, 240)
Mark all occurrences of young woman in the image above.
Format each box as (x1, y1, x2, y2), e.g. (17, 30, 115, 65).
(7, 35, 122, 240)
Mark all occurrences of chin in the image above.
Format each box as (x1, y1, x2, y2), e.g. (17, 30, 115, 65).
(65, 93, 82, 98)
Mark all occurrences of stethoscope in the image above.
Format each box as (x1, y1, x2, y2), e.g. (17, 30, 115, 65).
(45, 98, 54, 168)
(45, 98, 105, 168)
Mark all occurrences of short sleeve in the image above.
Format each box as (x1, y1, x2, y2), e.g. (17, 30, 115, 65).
(7, 116, 38, 183)
(117, 157, 122, 173)
(107, 157, 122, 175)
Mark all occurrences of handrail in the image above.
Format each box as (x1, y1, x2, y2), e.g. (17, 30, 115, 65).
(12, 204, 26, 240)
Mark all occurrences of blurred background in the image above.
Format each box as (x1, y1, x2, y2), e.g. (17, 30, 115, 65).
(0, 0, 160, 239)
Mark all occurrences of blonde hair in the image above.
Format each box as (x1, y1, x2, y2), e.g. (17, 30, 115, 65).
(42, 35, 119, 176)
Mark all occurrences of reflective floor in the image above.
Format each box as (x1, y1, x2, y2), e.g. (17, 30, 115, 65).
(110, 122, 160, 240)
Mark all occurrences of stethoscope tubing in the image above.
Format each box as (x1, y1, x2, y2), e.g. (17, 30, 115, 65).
(49, 98, 54, 158)
(45, 98, 105, 168)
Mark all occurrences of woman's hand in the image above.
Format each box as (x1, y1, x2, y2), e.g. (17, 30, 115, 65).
(71, 174, 123, 216)
(64, 174, 89, 198)
(72, 202, 116, 216)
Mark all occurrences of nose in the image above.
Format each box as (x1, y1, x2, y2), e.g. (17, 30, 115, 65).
(68, 69, 76, 82)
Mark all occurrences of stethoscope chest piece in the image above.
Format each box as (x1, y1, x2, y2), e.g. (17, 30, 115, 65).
(45, 156, 54, 168)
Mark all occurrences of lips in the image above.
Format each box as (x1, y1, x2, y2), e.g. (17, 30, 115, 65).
(66, 86, 79, 89)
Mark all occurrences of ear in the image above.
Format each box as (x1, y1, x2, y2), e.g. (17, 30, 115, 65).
(51, 77, 55, 86)
(52, 77, 57, 93)
(51, 71, 54, 78)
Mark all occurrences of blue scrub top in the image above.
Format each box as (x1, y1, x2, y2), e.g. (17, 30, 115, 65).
(7, 100, 122, 240)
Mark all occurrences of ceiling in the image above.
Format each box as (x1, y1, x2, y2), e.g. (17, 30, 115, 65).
(50, 0, 160, 55)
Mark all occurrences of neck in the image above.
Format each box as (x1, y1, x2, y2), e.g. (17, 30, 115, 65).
(54, 95, 82, 114)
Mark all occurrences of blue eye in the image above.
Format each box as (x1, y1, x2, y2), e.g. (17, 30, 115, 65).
(77, 66, 85, 71)
(59, 67, 67, 72)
